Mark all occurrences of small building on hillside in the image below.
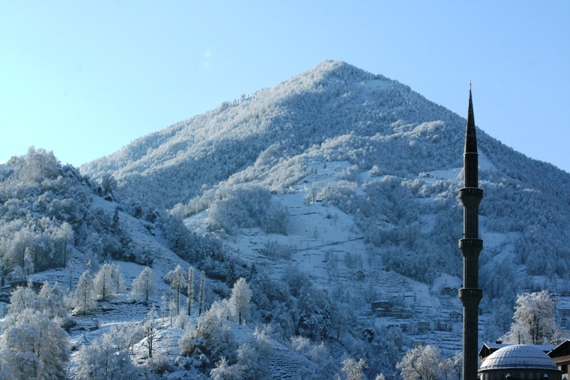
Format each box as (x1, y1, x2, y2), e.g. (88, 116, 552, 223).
(371, 300, 393, 317)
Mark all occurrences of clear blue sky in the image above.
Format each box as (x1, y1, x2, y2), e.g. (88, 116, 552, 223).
(1, 1, 569, 172)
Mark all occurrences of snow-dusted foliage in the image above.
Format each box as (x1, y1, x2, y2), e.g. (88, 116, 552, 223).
(164, 264, 187, 316)
(235, 325, 272, 380)
(178, 300, 237, 368)
(142, 304, 158, 359)
(0, 147, 150, 283)
(71, 270, 97, 315)
(207, 325, 273, 380)
(340, 357, 367, 380)
(131, 266, 157, 302)
(207, 186, 289, 235)
(73, 330, 137, 380)
(93, 262, 124, 301)
(209, 357, 242, 380)
(229, 278, 252, 325)
(0, 282, 69, 380)
(396, 345, 445, 380)
(38, 281, 68, 321)
(500, 290, 560, 344)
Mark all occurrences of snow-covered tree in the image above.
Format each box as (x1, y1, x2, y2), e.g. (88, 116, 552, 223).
(397, 345, 444, 380)
(100, 173, 117, 198)
(143, 304, 158, 359)
(179, 300, 237, 366)
(74, 330, 136, 380)
(8, 285, 39, 315)
(131, 266, 157, 302)
(229, 277, 252, 325)
(0, 309, 69, 380)
(187, 266, 194, 315)
(236, 325, 272, 380)
(501, 290, 560, 344)
(164, 264, 186, 315)
(72, 270, 97, 314)
(38, 281, 67, 321)
(210, 357, 243, 380)
(94, 262, 124, 301)
(291, 335, 312, 356)
(339, 357, 367, 380)
(111, 323, 143, 356)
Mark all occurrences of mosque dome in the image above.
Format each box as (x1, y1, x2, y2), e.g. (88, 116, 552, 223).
(479, 345, 562, 380)
(480, 345, 558, 370)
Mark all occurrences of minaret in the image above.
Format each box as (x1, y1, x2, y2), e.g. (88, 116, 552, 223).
(459, 85, 483, 380)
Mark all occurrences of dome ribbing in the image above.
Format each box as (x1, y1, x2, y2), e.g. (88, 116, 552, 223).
(480, 345, 558, 371)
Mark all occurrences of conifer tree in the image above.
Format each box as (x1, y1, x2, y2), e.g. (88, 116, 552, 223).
(229, 277, 252, 325)
(73, 270, 97, 314)
(131, 266, 157, 302)
(38, 281, 67, 320)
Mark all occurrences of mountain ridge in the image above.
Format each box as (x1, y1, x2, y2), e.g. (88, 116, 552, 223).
(80, 60, 467, 210)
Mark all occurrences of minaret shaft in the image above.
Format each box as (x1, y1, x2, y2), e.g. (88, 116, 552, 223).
(459, 88, 483, 380)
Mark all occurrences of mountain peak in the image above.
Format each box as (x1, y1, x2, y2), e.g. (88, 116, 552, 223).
(295, 60, 377, 85)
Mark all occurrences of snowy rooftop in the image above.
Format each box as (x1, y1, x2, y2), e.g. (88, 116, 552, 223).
(479, 345, 558, 371)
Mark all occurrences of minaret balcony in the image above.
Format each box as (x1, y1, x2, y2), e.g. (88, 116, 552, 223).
(459, 187, 483, 207)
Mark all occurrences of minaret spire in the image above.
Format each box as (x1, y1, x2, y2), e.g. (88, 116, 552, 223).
(459, 86, 483, 380)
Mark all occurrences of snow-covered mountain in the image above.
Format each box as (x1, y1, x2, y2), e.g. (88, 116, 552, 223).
(81, 60, 570, 296)
(2, 61, 570, 378)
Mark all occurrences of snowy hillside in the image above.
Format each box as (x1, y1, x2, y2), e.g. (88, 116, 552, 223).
(3, 61, 570, 378)
(79, 60, 570, 373)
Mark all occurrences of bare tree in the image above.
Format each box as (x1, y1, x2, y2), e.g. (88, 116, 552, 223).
(187, 266, 194, 316)
(144, 304, 158, 359)
(198, 271, 206, 315)
(164, 265, 186, 315)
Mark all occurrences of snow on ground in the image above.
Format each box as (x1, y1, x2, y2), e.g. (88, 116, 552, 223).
(184, 160, 466, 353)
(0, 158, 499, 377)
(9, 195, 318, 378)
